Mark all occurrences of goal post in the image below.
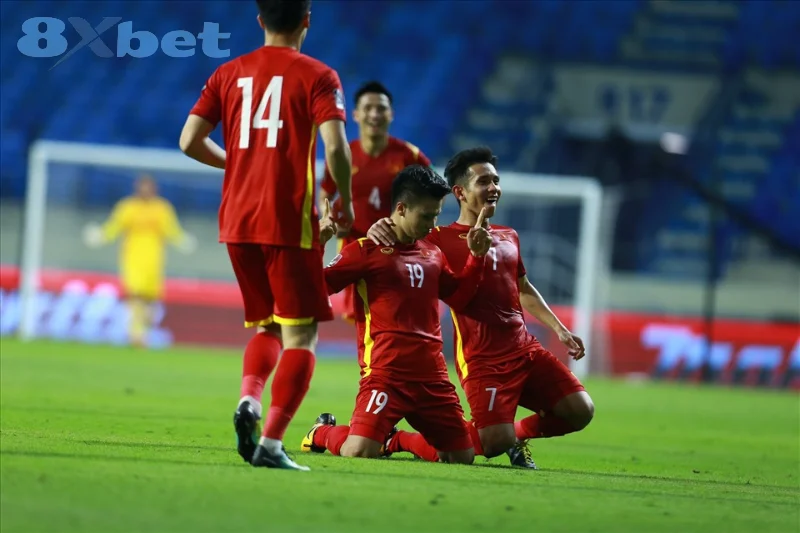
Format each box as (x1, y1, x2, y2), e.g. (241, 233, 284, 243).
(18, 140, 604, 379)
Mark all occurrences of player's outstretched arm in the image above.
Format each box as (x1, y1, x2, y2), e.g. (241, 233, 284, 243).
(439, 209, 491, 311)
(161, 202, 197, 254)
(519, 276, 586, 360)
(319, 120, 353, 227)
(323, 241, 366, 295)
(179, 115, 226, 170)
(83, 201, 127, 248)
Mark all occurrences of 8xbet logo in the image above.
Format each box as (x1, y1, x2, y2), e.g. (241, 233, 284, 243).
(17, 17, 230, 69)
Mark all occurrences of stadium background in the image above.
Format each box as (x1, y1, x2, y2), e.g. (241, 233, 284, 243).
(0, 0, 798, 389)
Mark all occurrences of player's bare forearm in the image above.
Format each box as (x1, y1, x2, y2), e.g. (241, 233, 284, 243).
(518, 276, 568, 334)
(179, 115, 226, 169)
(319, 120, 352, 202)
(326, 145, 351, 201)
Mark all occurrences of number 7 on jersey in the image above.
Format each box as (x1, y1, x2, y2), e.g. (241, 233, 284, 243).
(237, 76, 284, 149)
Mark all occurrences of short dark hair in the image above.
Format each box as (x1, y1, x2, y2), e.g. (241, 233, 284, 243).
(443, 146, 498, 188)
(354, 81, 393, 107)
(391, 165, 450, 207)
(256, 0, 311, 33)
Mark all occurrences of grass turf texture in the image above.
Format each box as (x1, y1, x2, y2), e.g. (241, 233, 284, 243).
(1, 338, 798, 533)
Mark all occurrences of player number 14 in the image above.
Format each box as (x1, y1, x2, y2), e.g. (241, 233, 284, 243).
(237, 76, 284, 149)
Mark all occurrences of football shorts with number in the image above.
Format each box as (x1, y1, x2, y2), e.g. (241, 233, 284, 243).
(426, 223, 585, 427)
(189, 46, 346, 326)
(463, 344, 585, 429)
(350, 373, 471, 452)
(323, 238, 485, 449)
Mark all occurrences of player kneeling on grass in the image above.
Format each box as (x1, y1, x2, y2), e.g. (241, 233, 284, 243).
(365, 147, 595, 469)
(303, 165, 492, 463)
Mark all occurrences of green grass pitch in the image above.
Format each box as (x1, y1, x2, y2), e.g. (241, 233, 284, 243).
(1, 338, 798, 532)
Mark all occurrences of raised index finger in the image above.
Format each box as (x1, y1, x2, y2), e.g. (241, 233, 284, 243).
(474, 207, 487, 229)
(322, 198, 331, 218)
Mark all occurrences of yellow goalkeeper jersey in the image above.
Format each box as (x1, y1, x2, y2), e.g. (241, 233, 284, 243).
(100, 196, 186, 299)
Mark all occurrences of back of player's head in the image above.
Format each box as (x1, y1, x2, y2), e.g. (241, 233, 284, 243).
(354, 81, 393, 107)
(391, 165, 450, 208)
(256, 0, 311, 33)
(444, 146, 498, 188)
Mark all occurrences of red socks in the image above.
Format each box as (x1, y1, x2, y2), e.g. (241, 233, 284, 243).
(515, 413, 576, 439)
(312, 425, 350, 455)
(465, 420, 484, 456)
(240, 332, 282, 400)
(386, 421, 485, 462)
(386, 431, 440, 462)
(263, 349, 316, 440)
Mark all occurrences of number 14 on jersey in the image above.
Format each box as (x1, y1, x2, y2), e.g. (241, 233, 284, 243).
(237, 76, 284, 149)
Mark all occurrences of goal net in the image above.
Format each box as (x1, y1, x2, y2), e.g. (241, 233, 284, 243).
(7, 140, 606, 378)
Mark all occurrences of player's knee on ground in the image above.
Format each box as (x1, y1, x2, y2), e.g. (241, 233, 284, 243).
(553, 391, 595, 431)
(280, 323, 318, 351)
(339, 435, 383, 458)
(438, 448, 475, 465)
(478, 424, 517, 458)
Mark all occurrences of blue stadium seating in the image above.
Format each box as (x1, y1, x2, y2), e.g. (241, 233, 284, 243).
(1, 0, 797, 278)
(1, 0, 640, 211)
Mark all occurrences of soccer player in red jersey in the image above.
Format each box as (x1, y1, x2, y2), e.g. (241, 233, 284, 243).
(366, 147, 595, 468)
(300, 166, 492, 463)
(318, 81, 431, 321)
(178, 0, 354, 471)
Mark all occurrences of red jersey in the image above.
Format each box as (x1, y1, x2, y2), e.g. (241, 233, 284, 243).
(426, 223, 537, 381)
(324, 238, 484, 382)
(321, 137, 430, 238)
(190, 46, 346, 249)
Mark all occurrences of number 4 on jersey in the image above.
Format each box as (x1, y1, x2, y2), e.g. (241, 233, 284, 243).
(368, 186, 381, 210)
(237, 76, 284, 149)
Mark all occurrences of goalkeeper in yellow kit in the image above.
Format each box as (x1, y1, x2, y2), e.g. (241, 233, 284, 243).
(82, 175, 197, 347)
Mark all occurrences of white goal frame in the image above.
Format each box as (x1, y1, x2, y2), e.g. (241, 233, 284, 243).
(19, 140, 603, 378)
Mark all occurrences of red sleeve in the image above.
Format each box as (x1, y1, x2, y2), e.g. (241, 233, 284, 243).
(438, 251, 485, 311)
(189, 68, 223, 126)
(324, 241, 366, 294)
(311, 68, 347, 126)
(514, 231, 527, 278)
(320, 164, 337, 195)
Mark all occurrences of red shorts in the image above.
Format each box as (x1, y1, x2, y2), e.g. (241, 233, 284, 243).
(349, 374, 472, 453)
(463, 347, 585, 430)
(226, 243, 334, 327)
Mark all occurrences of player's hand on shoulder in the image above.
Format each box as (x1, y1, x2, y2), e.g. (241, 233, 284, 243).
(319, 198, 338, 244)
(467, 208, 491, 257)
(82, 223, 105, 248)
(557, 328, 586, 360)
(367, 217, 396, 246)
